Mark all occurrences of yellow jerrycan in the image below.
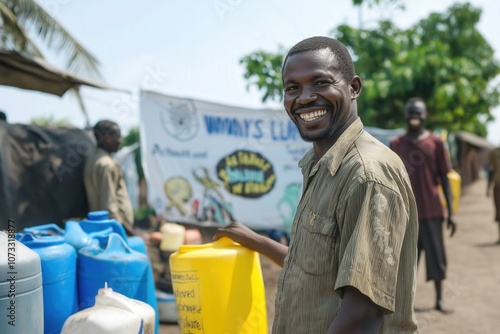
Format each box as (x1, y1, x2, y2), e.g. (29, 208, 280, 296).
(439, 169, 461, 214)
(169, 236, 267, 334)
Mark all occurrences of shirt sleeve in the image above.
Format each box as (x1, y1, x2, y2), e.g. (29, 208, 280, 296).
(334, 181, 409, 313)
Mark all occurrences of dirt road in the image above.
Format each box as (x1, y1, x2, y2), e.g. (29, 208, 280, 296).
(161, 178, 500, 333)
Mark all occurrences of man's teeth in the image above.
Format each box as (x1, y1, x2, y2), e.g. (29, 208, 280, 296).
(300, 109, 327, 121)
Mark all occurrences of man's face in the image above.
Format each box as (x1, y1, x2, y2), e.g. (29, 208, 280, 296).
(282, 49, 354, 143)
(101, 125, 122, 153)
(405, 101, 427, 130)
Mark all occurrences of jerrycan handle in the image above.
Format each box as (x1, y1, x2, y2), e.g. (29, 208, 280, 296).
(103, 232, 134, 255)
(213, 236, 240, 247)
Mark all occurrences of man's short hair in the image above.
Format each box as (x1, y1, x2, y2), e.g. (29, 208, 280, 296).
(0, 111, 7, 122)
(405, 97, 426, 110)
(282, 36, 356, 83)
(94, 120, 118, 143)
(406, 97, 425, 105)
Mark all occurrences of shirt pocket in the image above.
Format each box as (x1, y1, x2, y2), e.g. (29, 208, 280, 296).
(295, 211, 339, 276)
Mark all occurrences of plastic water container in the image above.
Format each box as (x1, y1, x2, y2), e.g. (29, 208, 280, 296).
(62, 284, 155, 334)
(72, 210, 148, 254)
(439, 169, 462, 213)
(160, 222, 186, 252)
(78, 232, 158, 333)
(17, 233, 78, 334)
(169, 237, 267, 333)
(0, 230, 43, 334)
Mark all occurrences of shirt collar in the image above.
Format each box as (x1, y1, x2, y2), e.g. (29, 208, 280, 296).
(298, 117, 364, 177)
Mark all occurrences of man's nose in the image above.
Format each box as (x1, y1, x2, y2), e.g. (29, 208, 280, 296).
(296, 87, 317, 105)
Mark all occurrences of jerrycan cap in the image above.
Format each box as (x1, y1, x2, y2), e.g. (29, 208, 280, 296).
(88, 210, 109, 221)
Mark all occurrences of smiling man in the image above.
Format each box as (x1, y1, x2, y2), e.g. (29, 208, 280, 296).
(214, 36, 418, 333)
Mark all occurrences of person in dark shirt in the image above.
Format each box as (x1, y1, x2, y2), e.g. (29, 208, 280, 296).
(390, 97, 457, 313)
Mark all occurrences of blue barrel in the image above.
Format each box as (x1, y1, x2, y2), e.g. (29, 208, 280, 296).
(78, 232, 159, 333)
(1, 231, 43, 334)
(16, 233, 78, 334)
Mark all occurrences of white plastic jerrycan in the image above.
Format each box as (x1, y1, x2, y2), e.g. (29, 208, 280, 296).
(61, 283, 156, 334)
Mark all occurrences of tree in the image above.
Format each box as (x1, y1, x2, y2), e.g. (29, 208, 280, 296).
(122, 127, 144, 180)
(0, 0, 101, 78)
(240, 2, 500, 136)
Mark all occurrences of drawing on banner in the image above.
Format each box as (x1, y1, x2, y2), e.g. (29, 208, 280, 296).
(160, 99, 199, 141)
(192, 167, 234, 225)
(164, 176, 193, 216)
(216, 150, 276, 199)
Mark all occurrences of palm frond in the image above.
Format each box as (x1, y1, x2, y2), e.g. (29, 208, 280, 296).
(1, 0, 102, 79)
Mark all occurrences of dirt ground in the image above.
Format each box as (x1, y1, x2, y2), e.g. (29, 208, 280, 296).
(160, 177, 500, 334)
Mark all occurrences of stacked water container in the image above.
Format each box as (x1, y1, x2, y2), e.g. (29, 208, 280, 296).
(15, 232, 78, 334)
(16, 210, 158, 334)
(0, 231, 43, 334)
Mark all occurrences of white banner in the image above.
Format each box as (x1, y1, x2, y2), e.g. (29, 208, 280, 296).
(139, 90, 311, 231)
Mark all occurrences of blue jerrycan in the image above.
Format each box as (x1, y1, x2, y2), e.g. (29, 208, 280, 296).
(16, 233, 78, 334)
(77, 210, 148, 254)
(77, 232, 159, 334)
(1, 231, 44, 334)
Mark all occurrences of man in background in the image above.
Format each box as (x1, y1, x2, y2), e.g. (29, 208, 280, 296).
(487, 145, 500, 243)
(390, 97, 457, 313)
(84, 120, 134, 232)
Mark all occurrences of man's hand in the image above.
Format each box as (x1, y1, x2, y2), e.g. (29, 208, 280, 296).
(214, 222, 288, 267)
(447, 216, 457, 237)
(213, 222, 261, 250)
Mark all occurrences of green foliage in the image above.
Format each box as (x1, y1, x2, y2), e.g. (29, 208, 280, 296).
(30, 114, 69, 126)
(122, 126, 144, 179)
(240, 48, 285, 102)
(239, 2, 500, 137)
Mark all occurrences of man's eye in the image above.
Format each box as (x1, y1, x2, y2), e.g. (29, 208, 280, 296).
(285, 86, 298, 92)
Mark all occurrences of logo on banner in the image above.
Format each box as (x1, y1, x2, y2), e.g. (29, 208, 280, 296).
(216, 150, 276, 198)
(160, 99, 199, 141)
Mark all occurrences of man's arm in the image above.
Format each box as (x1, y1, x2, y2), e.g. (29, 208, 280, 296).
(213, 222, 288, 267)
(440, 172, 457, 237)
(487, 167, 494, 197)
(327, 286, 383, 334)
(97, 163, 121, 220)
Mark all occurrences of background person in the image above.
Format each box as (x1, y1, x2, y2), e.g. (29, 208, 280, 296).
(390, 97, 457, 313)
(487, 144, 500, 243)
(84, 119, 134, 233)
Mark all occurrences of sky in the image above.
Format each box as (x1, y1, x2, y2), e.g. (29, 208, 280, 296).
(1, 0, 500, 142)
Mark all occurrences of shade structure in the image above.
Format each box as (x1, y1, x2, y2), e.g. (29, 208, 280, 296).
(0, 49, 116, 96)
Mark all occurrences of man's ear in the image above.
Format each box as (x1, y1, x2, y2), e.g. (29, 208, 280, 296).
(350, 75, 362, 100)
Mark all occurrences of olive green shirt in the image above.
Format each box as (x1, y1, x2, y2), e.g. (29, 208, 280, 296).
(84, 147, 134, 230)
(273, 118, 418, 333)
